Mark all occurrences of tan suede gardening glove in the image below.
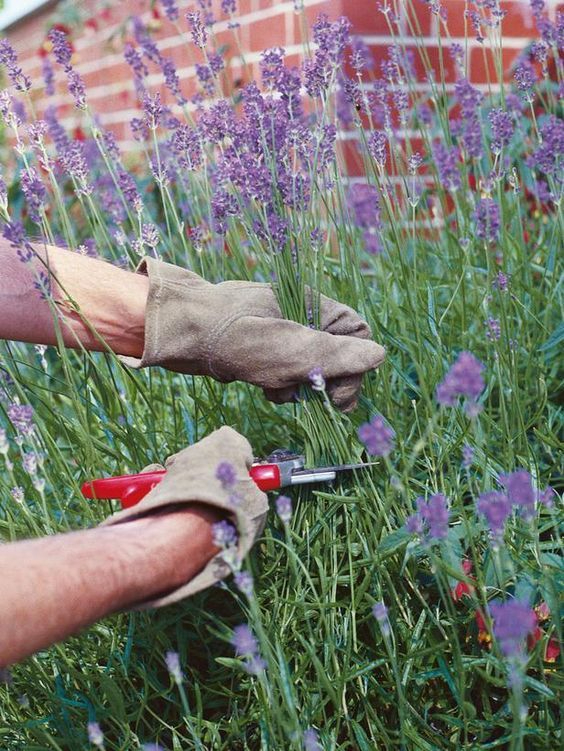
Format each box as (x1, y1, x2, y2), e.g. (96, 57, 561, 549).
(123, 257, 385, 413)
(101, 426, 268, 608)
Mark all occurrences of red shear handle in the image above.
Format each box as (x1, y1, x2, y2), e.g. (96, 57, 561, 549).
(82, 464, 281, 509)
(81, 471, 166, 509)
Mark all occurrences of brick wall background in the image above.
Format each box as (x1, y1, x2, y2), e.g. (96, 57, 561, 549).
(3, 0, 562, 151)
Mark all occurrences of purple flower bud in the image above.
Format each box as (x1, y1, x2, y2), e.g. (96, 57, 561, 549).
(514, 61, 537, 100)
(368, 130, 387, 166)
(433, 141, 461, 192)
(212, 519, 238, 548)
(499, 469, 536, 519)
(7, 404, 34, 436)
(231, 624, 259, 656)
(473, 198, 501, 243)
(234, 570, 254, 597)
(372, 601, 391, 636)
(436, 351, 485, 409)
(275, 495, 292, 524)
(164, 651, 183, 684)
(477, 491, 512, 543)
(11, 486, 24, 503)
(358, 415, 395, 457)
(485, 317, 501, 341)
(462, 443, 474, 468)
(303, 728, 322, 751)
(87, 721, 104, 748)
(308, 367, 325, 392)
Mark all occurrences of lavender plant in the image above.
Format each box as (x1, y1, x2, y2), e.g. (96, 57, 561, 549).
(0, 0, 562, 749)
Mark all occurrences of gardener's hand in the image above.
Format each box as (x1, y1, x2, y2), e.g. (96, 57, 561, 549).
(102, 426, 268, 608)
(122, 258, 385, 412)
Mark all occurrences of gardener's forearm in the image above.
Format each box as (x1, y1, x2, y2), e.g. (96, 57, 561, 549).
(0, 505, 221, 667)
(0, 241, 148, 356)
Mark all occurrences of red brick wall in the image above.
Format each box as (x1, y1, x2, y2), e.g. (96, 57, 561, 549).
(4, 0, 561, 149)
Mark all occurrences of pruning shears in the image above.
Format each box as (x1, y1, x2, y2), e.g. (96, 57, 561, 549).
(81, 451, 377, 510)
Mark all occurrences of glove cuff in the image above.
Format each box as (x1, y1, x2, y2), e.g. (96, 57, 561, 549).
(119, 257, 210, 374)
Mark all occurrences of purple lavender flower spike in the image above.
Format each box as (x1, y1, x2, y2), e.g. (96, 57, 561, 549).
(462, 443, 474, 468)
(212, 519, 238, 548)
(2, 221, 35, 263)
(436, 351, 485, 410)
(358, 415, 395, 457)
(499, 469, 537, 519)
(477, 490, 512, 543)
(485, 317, 501, 341)
(165, 650, 183, 684)
(161, 0, 179, 22)
(489, 599, 537, 660)
(186, 10, 208, 48)
(473, 198, 501, 243)
(372, 601, 391, 637)
(231, 624, 259, 656)
(21, 168, 47, 225)
(234, 570, 254, 597)
(514, 61, 537, 101)
(368, 130, 387, 166)
(433, 141, 461, 192)
(406, 494, 450, 541)
(7, 404, 34, 436)
(529, 116, 564, 176)
(303, 728, 322, 751)
(0, 39, 31, 92)
(488, 108, 514, 154)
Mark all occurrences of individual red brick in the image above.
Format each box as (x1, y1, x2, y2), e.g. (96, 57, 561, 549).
(342, 0, 395, 35)
(470, 45, 522, 84)
(248, 11, 294, 52)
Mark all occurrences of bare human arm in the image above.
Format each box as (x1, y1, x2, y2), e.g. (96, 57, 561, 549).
(0, 239, 148, 357)
(0, 504, 221, 667)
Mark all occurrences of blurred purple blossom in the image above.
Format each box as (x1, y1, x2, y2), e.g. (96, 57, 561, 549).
(231, 624, 266, 674)
(433, 141, 461, 191)
(303, 728, 322, 751)
(489, 599, 537, 659)
(8, 404, 34, 437)
(528, 115, 564, 176)
(276, 495, 292, 524)
(347, 184, 381, 229)
(493, 271, 509, 292)
(222, 0, 237, 13)
(350, 36, 374, 72)
(161, 0, 179, 22)
(499, 469, 537, 519)
(212, 519, 238, 548)
(234, 570, 254, 597)
(358, 415, 395, 457)
(407, 493, 450, 540)
(485, 317, 501, 341)
(474, 198, 501, 242)
(436, 351, 485, 411)
(0, 39, 31, 91)
(165, 651, 183, 684)
(462, 443, 474, 468)
(477, 491, 512, 543)
(372, 601, 391, 636)
(41, 57, 55, 96)
(308, 367, 326, 392)
(87, 721, 104, 749)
